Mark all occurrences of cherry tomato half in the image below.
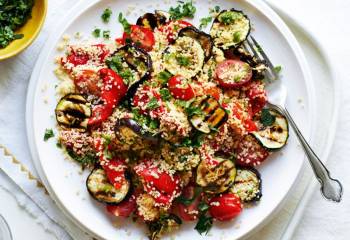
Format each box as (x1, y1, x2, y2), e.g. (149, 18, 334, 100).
(245, 81, 267, 116)
(168, 75, 195, 101)
(235, 134, 269, 167)
(74, 69, 101, 96)
(209, 193, 242, 221)
(215, 60, 252, 88)
(130, 25, 155, 51)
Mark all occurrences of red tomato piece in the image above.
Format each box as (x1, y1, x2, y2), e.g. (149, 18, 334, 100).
(176, 186, 201, 221)
(65, 51, 89, 67)
(203, 85, 222, 101)
(101, 159, 128, 189)
(168, 75, 195, 101)
(215, 60, 252, 88)
(88, 68, 127, 126)
(209, 193, 242, 221)
(133, 85, 165, 118)
(106, 193, 137, 218)
(246, 81, 267, 116)
(134, 161, 181, 206)
(231, 102, 257, 133)
(159, 20, 192, 43)
(235, 135, 269, 167)
(74, 69, 101, 96)
(130, 25, 155, 51)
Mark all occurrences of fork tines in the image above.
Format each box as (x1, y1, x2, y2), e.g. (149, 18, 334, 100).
(244, 36, 278, 82)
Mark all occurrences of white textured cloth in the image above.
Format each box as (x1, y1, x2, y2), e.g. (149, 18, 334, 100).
(0, 0, 349, 240)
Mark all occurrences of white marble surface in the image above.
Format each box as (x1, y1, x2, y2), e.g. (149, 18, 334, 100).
(0, 0, 349, 239)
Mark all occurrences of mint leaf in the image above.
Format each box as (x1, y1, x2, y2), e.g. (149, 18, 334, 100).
(260, 108, 276, 127)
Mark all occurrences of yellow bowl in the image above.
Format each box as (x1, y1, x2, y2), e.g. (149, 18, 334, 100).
(0, 0, 48, 61)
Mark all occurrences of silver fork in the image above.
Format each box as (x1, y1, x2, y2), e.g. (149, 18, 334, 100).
(244, 36, 343, 202)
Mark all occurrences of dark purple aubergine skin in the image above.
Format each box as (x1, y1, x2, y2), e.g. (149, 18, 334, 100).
(235, 166, 262, 203)
(115, 118, 160, 144)
(178, 26, 214, 61)
(136, 12, 167, 30)
(108, 44, 153, 107)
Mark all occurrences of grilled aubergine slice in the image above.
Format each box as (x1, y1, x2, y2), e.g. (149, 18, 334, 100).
(55, 94, 91, 129)
(115, 118, 160, 144)
(252, 109, 289, 150)
(189, 96, 228, 134)
(136, 12, 168, 30)
(210, 9, 251, 50)
(163, 36, 205, 79)
(86, 168, 130, 204)
(196, 156, 236, 194)
(107, 45, 152, 105)
(178, 26, 214, 61)
(230, 167, 262, 202)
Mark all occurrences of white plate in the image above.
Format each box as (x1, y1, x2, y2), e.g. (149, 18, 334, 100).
(26, 0, 316, 239)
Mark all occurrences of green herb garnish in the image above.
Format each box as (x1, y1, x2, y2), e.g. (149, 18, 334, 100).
(233, 31, 241, 42)
(118, 13, 131, 34)
(0, 0, 34, 48)
(176, 55, 190, 66)
(159, 88, 172, 101)
(209, 5, 220, 15)
(157, 71, 172, 85)
(197, 202, 209, 213)
(274, 65, 282, 74)
(43, 129, 54, 141)
(169, 1, 196, 20)
(101, 8, 112, 23)
(195, 215, 213, 235)
(199, 16, 212, 29)
(106, 55, 134, 84)
(92, 28, 101, 38)
(146, 97, 160, 110)
(219, 11, 241, 25)
(67, 149, 98, 168)
(102, 30, 110, 39)
(260, 108, 276, 127)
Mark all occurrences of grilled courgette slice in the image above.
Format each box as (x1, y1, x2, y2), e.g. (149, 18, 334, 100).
(252, 109, 289, 150)
(210, 9, 251, 50)
(55, 94, 91, 129)
(196, 157, 236, 194)
(189, 96, 227, 134)
(86, 168, 130, 204)
(178, 26, 214, 61)
(230, 167, 262, 202)
(163, 36, 205, 79)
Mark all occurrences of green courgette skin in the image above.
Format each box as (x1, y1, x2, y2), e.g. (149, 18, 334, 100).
(86, 168, 131, 205)
(252, 109, 289, 151)
(55, 94, 91, 129)
(230, 167, 262, 203)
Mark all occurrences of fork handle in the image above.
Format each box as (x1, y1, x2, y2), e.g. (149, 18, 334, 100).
(272, 105, 343, 202)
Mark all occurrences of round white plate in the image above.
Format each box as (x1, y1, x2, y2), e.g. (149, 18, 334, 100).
(26, 0, 316, 239)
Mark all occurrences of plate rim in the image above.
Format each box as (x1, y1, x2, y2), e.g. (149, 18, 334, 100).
(25, 0, 317, 239)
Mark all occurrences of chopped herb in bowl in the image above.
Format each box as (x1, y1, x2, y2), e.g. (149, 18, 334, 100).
(0, 0, 35, 48)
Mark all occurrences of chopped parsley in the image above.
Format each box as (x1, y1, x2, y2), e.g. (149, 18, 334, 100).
(118, 13, 131, 34)
(274, 65, 282, 74)
(159, 88, 172, 101)
(197, 201, 209, 213)
(219, 11, 241, 25)
(92, 28, 101, 38)
(195, 215, 213, 235)
(106, 55, 134, 84)
(102, 30, 110, 39)
(132, 108, 159, 130)
(199, 16, 212, 30)
(67, 149, 98, 168)
(169, 1, 196, 20)
(101, 8, 112, 23)
(43, 129, 54, 141)
(146, 97, 160, 110)
(176, 55, 190, 66)
(0, 0, 34, 48)
(157, 71, 172, 85)
(209, 5, 220, 15)
(260, 108, 276, 127)
(233, 31, 241, 42)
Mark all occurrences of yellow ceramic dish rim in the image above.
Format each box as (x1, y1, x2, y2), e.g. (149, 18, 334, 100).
(0, 0, 48, 61)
